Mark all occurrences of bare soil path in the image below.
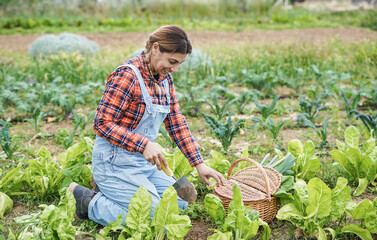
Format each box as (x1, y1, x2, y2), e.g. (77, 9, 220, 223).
(1, 28, 377, 52)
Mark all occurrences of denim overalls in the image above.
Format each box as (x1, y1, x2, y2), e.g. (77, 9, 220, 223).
(88, 64, 188, 226)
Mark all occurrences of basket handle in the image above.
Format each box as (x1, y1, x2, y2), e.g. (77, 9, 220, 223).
(227, 158, 272, 200)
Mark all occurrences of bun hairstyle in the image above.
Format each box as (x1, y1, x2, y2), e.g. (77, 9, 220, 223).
(145, 25, 192, 62)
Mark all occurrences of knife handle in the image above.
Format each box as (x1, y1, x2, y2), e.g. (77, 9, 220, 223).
(161, 164, 173, 177)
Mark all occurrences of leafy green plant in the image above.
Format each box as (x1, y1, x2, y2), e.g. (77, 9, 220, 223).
(297, 94, 327, 123)
(97, 185, 192, 240)
(341, 88, 361, 118)
(235, 89, 258, 114)
(72, 110, 95, 134)
(350, 110, 377, 139)
(55, 127, 77, 149)
(24, 108, 46, 133)
(347, 198, 377, 236)
(252, 116, 288, 141)
(14, 188, 76, 239)
(330, 126, 377, 196)
(252, 95, 279, 120)
(51, 93, 84, 119)
(276, 177, 355, 240)
(202, 112, 245, 152)
(304, 117, 329, 148)
(204, 184, 271, 240)
(159, 126, 177, 149)
(159, 144, 193, 180)
(260, 151, 295, 175)
(287, 139, 320, 181)
(204, 96, 238, 121)
(0, 120, 18, 160)
(0, 192, 13, 218)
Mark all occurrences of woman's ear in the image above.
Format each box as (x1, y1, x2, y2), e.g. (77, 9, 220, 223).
(152, 42, 159, 55)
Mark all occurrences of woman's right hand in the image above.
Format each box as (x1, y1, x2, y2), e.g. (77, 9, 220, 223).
(143, 141, 168, 171)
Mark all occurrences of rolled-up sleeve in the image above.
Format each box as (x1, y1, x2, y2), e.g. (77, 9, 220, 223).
(163, 79, 203, 167)
(93, 68, 149, 153)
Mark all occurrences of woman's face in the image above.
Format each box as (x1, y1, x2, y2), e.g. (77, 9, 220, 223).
(150, 44, 187, 77)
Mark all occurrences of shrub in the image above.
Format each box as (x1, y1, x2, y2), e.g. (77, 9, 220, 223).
(28, 32, 99, 58)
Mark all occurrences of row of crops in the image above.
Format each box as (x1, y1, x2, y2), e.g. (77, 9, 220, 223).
(1, 32, 377, 239)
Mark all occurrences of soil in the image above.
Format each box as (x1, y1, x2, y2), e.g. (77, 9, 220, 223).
(1, 28, 377, 53)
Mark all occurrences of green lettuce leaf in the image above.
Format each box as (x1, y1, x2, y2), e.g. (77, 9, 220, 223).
(342, 225, 373, 240)
(204, 194, 226, 229)
(207, 230, 232, 240)
(354, 178, 368, 197)
(345, 126, 360, 149)
(165, 214, 192, 240)
(228, 184, 243, 213)
(0, 192, 13, 218)
(330, 177, 351, 220)
(306, 178, 331, 219)
(125, 185, 152, 238)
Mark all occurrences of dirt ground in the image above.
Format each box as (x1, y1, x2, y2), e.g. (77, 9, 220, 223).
(1, 28, 377, 53)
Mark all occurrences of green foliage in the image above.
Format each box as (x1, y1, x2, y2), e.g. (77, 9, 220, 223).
(14, 188, 76, 239)
(304, 117, 329, 148)
(340, 88, 361, 118)
(72, 110, 95, 134)
(287, 139, 320, 181)
(0, 192, 13, 218)
(297, 94, 327, 123)
(348, 198, 377, 235)
(159, 144, 193, 180)
(260, 151, 295, 175)
(350, 110, 377, 139)
(29, 33, 99, 58)
(204, 184, 271, 240)
(252, 116, 288, 141)
(276, 177, 354, 239)
(98, 186, 192, 240)
(202, 112, 244, 152)
(0, 120, 19, 160)
(330, 126, 377, 196)
(24, 108, 46, 133)
(252, 95, 279, 120)
(0, 138, 93, 197)
(235, 90, 257, 114)
(204, 96, 238, 121)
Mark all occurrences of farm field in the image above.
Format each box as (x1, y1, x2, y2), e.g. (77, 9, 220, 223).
(1, 1, 377, 240)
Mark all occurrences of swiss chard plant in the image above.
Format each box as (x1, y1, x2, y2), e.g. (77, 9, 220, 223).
(14, 188, 76, 240)
(97, 185, 192, 240)
(287, 139, 320, 181)
(202, 112, 245, 153)
(346, 197, 377, 237)
(252, 95, 279, 120)
(0, 192, 13, 219)
(235, 89, 258, 114)
(304, 117, 329, 148)
(205, 184, 271, 240)
(159, 144, 193, 180)
(276, 177, 356, 240)
(330, 126, 377, 196)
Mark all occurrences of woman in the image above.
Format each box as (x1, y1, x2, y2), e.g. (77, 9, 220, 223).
(69, 25, 225, 226)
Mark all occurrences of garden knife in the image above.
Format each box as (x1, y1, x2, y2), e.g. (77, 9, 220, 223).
(161, 164, 197, 203)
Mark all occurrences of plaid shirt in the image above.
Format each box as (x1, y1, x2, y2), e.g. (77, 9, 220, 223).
(93, 53, 203, 167)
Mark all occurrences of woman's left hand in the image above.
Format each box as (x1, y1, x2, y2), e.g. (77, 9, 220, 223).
(195, 163, 226, 187)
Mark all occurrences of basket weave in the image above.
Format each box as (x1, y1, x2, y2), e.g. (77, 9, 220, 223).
(213, 158, 282, 223)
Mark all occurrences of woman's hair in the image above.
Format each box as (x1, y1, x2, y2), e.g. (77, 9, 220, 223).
(145, 25, 192, 61)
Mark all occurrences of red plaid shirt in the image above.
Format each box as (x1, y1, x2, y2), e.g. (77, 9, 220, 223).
(93, 53, 203, 167)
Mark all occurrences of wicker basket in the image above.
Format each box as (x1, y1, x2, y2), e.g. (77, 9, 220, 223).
(213, 158, 282, 223)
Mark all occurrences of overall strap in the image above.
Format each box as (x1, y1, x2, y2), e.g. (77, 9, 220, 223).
(117, 64, 153, 114)
(163, 79, 170, 104)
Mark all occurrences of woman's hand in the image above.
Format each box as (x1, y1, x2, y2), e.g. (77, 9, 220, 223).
(143, 141, 168, 171)
(195, 163, 226, 187)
